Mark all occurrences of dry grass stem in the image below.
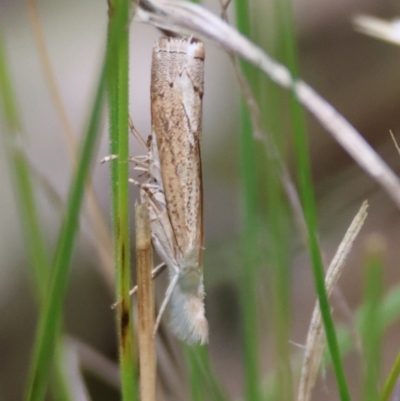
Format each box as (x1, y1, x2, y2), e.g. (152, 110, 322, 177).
(297, 200, 369, 401)
(136, 202, 156, 401)
(129, 262, 167, 297)
(136, 0, 400, 210)
(390, 130, 400, 156)
(354, 15, 400, 46)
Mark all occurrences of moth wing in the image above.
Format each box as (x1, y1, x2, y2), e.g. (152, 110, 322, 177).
(151, 39, 204, 261)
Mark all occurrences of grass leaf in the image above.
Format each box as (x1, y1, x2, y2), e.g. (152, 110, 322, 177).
(23, 49, 107, 401)
(106, 0, 137, 399)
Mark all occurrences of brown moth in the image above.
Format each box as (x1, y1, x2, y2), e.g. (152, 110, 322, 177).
(137, 36, 208, 345)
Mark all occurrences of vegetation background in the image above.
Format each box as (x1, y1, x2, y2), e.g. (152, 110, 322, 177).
(1, 0, 400, 400)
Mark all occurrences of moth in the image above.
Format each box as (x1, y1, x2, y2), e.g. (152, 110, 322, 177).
(133, 36, 208, 345)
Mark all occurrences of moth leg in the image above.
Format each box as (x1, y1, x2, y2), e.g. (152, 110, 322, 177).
(102, 155, 152, 183)
(111, 262, 167, 309)
(101, 114, 149, 166)
(131, 157, 151, 172)
(129, 262, 167, 295)
(100, 154, 118, 163)
(133, 155, 150, 165)
(129, 179, 164, 205)
(100, 155, 137, 164)
(129, 116, 148, 150)
(128, 178, 155, 191)
(153, 273, 180, 337)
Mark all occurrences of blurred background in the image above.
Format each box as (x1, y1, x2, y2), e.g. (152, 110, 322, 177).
(1, 0, 400, 400)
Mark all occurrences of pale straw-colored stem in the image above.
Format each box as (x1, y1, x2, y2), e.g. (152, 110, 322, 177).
(297, 200, 369, 401)
(354, 15, 400, 46)
(136, 203, 156, 401)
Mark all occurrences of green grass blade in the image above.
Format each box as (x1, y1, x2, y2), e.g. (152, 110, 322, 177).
(106, 0, 137, 399)
(23, 53, 107, 401)
(264, 153, 292, 401)
(380, 352, 400, 401)
(275, 1, 351, 400)
(234, 0, 262, 399)
(8, 151, 49, 297)
(379, 286, 400, 329)
(185, 345, 228, 401)
(232, 0, 351, 398)
(197, 347, 228, 401)
(186, 346, 203, 401)
(0, 35, 46, 286)
(290, 46, 352, 401)
(255, 6, 294, 400)
(0, 30, 74, 401)
(50, 340, 76, 401)
(361, 237, 384, 401)
(0, 34, 20, 132)
(324, 282, 400, 364)
(238, 101, 262, 401)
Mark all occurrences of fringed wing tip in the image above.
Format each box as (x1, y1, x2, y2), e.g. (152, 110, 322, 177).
(169, 285, 209, 345)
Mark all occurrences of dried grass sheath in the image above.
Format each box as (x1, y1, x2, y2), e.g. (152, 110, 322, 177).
(136, 203, 156, 401)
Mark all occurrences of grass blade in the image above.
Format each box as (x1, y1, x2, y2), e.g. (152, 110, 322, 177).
(186, 346, 203, 401)
(380, 352, 400, 401)
(275, 1, 352, 400)
(0, 105, 47, 298)
(23, 53, 107, 401)
(106, 0, 137, 399)
(234, 0, 262, 399)
(257, 3, 294, 399)
(0, 30, 75, 401)
(325, 283, 400, 365)
(185, 345, 228, 401)
(361, 235, 385, 401)
(298, 201, 368, 401)
(26, 0, 115, 288)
